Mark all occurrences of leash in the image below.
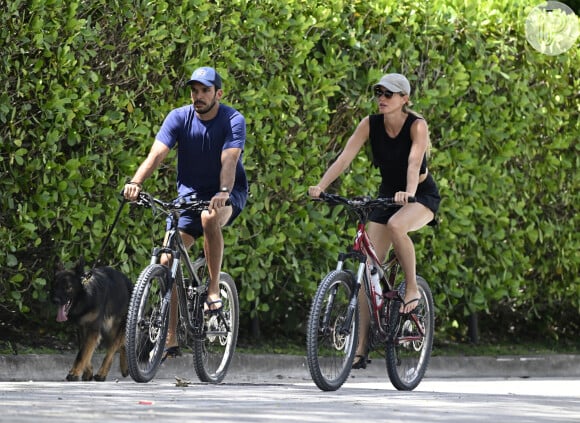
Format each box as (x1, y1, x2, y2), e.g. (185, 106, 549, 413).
(84, 197, 127, 278)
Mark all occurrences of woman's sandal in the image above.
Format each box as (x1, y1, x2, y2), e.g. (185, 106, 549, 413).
(400, 297, 421, 314)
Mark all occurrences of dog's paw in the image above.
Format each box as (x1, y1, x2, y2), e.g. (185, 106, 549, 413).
(66, 374, 81, 382)
(82, 369, 94, 381)
(93, 374, 107, 382)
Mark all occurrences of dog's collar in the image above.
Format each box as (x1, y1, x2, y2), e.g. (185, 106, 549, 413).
(81, 271, 93, 286)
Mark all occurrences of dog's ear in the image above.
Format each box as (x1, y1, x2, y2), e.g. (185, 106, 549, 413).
(75, 256, 86, 275)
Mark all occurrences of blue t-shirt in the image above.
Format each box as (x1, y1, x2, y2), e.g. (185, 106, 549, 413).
(156, 104, 248, 204)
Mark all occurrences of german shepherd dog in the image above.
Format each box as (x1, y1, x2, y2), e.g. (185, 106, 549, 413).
(51, 258, 133, 381)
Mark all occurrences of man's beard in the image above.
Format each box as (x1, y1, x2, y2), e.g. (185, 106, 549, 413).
(194, 97, 217, 115)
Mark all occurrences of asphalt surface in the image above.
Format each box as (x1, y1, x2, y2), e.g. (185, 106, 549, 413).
(1, 351, 579, 382)
(2, 352, 580, 423)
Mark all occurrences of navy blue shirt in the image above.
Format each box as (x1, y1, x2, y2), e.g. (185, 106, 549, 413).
(156, 103, 248, 204)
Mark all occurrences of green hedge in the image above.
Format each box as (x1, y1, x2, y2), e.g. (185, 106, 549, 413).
(1, 0, 578, 343)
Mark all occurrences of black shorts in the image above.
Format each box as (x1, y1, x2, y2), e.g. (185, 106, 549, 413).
(369, 173, 440, 226)
(167, 189, 246, 238)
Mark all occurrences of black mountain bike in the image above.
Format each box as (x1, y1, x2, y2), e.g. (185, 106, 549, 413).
(306, 192, 435, 391)
(125, 191, 239, 383)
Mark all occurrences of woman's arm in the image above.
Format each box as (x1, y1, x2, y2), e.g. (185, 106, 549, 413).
(405, 119, 430, 196)
(309, 116, 370, 196)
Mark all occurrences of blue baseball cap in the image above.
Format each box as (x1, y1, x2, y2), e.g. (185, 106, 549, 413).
(186, 66, 222, 89)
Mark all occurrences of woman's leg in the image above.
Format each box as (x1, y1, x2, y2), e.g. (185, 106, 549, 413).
(386, 203, 433, 313)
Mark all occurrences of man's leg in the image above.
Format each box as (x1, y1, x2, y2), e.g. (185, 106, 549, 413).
(201, 206, 233, 309)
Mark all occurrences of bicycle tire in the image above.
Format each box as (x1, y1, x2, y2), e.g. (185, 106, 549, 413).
(125, 264, 171, 383)
(192, 272, 239, 383)
(306, 270, 358, 391)
(385, 276, 434, 391)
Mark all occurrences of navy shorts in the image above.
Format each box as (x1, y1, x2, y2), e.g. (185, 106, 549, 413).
(167, 190, 246, 238)
(369, 174, 440, 226)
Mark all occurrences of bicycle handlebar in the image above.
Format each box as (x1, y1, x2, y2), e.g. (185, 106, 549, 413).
(317, 192, 415, 209)
(133, 191, 230, 215)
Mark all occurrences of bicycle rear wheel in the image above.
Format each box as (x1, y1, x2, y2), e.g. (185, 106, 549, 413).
(385, 276, 434, 390)
(192, 272, 239, 383)
(125, 264, 171, 383)
(306, 270, 358, 391)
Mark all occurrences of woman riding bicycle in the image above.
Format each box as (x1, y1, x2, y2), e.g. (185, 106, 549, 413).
(308, 72, 440, 369)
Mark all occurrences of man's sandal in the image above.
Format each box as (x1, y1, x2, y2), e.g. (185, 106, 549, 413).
(160, 346, 181, 364)
(204, 299, 223, 315)
(352, 354, 371, 369)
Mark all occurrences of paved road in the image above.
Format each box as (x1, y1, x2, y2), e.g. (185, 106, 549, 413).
(1, 377, 579, 422)
(1, 352, 580, 422)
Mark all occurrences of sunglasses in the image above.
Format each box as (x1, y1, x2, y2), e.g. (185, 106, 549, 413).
(374, 88, 404, 99)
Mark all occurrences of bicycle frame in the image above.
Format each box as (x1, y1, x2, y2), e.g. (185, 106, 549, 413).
(148, 209, 210, 339)
(337, 224, 377, 315)
(333, 200, 423, 342)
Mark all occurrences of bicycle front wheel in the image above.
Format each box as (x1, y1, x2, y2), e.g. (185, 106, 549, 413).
(385, 276, 434, 391)
(306, 270, 358, 391)
(125, 264, 171, 383)
(192, 272, 239, 383)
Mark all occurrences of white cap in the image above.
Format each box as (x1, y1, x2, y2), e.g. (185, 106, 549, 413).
(374, 73, 411, 95)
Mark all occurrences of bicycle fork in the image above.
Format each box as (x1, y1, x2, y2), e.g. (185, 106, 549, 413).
(333, 252, 366, 335)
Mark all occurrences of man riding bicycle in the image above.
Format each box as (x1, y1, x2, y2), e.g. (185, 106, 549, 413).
(123, 66, 248, 361)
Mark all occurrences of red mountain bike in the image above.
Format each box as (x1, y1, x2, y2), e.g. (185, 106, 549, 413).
(306, 192, 434, 391)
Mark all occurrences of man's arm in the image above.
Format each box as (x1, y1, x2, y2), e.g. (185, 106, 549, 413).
(209, 147, 241, 210)
(219, 147, 242, 192)
(124, 140, 171, 201)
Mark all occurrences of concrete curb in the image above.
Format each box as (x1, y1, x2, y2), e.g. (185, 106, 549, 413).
(1, 353, 579, 382)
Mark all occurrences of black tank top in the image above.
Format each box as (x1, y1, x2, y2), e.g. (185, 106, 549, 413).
(369, 113, 428, 196)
